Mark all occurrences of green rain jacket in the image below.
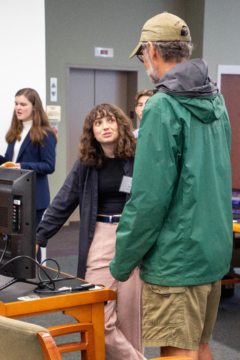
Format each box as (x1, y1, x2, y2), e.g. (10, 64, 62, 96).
(110, 59, 232, 286)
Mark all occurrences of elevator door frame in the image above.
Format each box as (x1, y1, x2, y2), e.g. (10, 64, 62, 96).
(66, 64, 140, 222)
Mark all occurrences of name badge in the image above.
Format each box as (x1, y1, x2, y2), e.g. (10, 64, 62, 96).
(119, 176, 132, 194)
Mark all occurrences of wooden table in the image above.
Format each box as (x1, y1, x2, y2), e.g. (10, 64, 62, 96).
(0, 269, 117, 360)
(233, 222, 240, 233)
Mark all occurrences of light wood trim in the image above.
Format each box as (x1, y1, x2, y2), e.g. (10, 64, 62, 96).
(91, 303, 105, 358)
(233, 223, 240, 233)
(221, 279, 240, 285)
(37, 332, 62, 360)
(47, 322, 95, 359)
(1, 288, 117, 319)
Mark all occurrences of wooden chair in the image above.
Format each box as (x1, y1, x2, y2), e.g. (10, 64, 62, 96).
(0, 315, 95, 360)
(38, 324, 192, 360)
(0, 315, 192, 360)
(39, 322, 95, 360)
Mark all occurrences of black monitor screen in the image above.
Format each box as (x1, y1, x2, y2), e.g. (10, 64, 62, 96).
(0, 168, 36, 280)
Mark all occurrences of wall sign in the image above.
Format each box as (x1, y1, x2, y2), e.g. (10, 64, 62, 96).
(50, 77, 58, 101)
(46, 105, 61, 122)
(95, 47, 114, 58)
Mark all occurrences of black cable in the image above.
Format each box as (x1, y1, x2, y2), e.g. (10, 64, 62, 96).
(0, 254, 102, 294)
(35, 258, 79, 292)
(0, 236, 9, 264)
(34, 281, 99, 294)
(0, 256, 75, 292)
(34, 277, 79, 293)
(37, 258, 61, 290)
(0, 255, 56, 290)
(38, 258, 61, 281)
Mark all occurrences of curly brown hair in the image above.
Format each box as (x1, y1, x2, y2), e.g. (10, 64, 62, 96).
(79, 103, 136, 168)
(6, 88, 57, 146)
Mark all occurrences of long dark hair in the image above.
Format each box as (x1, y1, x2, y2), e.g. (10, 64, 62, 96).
(6, 88, 57, 146)
(79, 103, 136, 168)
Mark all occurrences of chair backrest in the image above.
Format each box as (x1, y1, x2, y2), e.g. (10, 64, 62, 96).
(39, 323, 96, 360)
(0, 315, 48, 360)
(0, 316, 96, 360)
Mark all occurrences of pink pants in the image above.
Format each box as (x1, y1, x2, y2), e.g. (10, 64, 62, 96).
(85, 221, 146, 360)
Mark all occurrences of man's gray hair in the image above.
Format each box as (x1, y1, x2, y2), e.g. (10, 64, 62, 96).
(141, 41, 194, 63)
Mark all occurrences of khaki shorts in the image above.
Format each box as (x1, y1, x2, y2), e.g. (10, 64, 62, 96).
(142, 280, 221, 351)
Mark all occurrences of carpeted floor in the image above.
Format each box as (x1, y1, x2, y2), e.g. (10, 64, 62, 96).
(27, 222, 240, 359)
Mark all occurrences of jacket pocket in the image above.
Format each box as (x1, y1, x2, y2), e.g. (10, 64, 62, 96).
(142, 283, 186, 326)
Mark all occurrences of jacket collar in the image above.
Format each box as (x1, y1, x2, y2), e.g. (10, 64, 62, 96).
(154, 58, 218, 98)
(16, 131, 31, 161)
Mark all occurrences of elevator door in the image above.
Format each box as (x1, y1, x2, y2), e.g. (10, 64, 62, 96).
(67, 67, 138, 221)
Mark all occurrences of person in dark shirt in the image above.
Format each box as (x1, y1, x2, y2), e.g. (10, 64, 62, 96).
(36, 103, 146, 360)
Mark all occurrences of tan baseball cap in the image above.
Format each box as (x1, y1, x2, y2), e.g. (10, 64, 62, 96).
(130, 12, 191, 58)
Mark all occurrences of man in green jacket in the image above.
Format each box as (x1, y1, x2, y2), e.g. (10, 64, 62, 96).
(110, 12, 232, 360)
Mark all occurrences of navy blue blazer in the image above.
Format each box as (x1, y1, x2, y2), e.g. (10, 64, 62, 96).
(0, 130, 56, 210)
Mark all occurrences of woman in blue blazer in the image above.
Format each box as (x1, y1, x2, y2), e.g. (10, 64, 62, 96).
(0, 88, 57, 260)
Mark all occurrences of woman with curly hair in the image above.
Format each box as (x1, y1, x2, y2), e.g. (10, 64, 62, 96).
(36, 103, 145, 360)
(0, 88, 57, 262)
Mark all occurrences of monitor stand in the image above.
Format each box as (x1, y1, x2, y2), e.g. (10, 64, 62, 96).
(0, 278, 39, 291)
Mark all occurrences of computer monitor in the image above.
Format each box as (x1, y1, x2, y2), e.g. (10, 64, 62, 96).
(0, 168, 36, 286)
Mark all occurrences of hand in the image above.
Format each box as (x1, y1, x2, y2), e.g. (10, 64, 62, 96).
(36, 244, 40, 261)
(15, 163, 21, 169)
(129, 270, 135, 278)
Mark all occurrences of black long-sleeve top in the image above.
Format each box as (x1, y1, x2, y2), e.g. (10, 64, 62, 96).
(36, 158, 134, 279)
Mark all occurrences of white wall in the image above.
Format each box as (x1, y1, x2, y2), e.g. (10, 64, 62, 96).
(203, 0, 240, 82)
(0, 0, 46, 155)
